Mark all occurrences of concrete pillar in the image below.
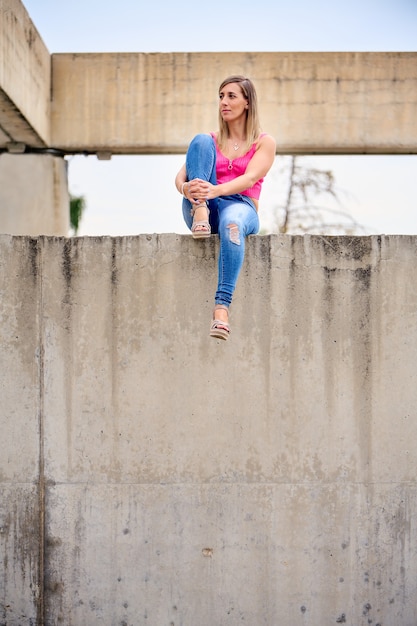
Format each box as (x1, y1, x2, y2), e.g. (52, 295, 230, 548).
(0, 153, 69, 235)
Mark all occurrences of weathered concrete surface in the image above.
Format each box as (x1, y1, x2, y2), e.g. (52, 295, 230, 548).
(1, 234, 417, 625)
(50, 52, 417, 154)
(0, 0, 50, 147)
(0, 153, 69, 236)
(0, 236, 42, 623)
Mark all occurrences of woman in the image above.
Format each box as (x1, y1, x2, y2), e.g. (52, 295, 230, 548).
(175, 75, 276, 341)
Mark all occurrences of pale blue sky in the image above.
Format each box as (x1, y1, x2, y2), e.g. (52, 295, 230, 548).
(23, 0, 417, 53)
(22, 0, 417, 235)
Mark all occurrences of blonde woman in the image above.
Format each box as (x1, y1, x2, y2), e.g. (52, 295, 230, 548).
(175, 75, 276, 340)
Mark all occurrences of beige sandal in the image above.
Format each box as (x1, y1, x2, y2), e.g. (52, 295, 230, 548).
(210, 305, 230, 340)
(191, 203, 211, 239)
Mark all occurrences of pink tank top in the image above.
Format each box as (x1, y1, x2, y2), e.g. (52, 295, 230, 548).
(210, 132, 266, 200)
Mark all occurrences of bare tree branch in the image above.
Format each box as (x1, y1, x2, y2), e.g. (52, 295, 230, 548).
(272, 156, 365, 235)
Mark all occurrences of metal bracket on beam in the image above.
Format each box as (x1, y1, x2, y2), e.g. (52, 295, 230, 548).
(6, 142, 26, 154)
(96, 151, 112, 161)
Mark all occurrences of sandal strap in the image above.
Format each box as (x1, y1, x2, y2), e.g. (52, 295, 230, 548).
(211, 320, 230, 332)
(192, 220, 210, 231)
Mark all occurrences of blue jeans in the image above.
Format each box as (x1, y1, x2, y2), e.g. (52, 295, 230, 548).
(182, 134, 260, 307)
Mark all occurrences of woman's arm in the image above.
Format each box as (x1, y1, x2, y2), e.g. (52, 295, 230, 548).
(175, 162, 206, 205)
(175, 163, 187, 194)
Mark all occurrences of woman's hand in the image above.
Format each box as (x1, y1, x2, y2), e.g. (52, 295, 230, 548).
(184, 178, 216, 204)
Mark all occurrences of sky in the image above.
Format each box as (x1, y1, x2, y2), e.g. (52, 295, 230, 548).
(22, 0, 417, 236)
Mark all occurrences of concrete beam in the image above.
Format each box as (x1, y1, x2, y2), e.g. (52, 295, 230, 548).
(0, 0, 51, 148)
(51, 52, 417, 155)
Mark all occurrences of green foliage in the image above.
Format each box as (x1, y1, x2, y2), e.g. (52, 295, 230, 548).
(69, 194, 86, 235)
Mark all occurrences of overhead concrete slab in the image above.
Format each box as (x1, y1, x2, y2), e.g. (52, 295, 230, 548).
(0, 0, 51, 147)
(51, 52, 417, 154)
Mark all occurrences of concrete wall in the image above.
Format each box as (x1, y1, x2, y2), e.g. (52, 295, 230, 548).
(1, 233, 417, 625)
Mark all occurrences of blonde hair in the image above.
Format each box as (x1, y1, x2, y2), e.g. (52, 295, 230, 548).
(217, 75, 261, 153)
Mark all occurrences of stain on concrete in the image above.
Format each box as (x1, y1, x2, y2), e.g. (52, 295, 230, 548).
(28, 237, 39, 280)
(254, 235, 273, 272)
(61, 238, 72, 287)
(362, 602, 372, 615)
(111, 238, 118, 285)
(202, 548, 213, 557)
(46, 535, 62, 548)
(334, 236, 374, 261)
(354, 265, 372, 291)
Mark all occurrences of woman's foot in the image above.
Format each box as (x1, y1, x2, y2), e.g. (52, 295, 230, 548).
(191, 202, 211, 239)
(210, 305, 230, 340)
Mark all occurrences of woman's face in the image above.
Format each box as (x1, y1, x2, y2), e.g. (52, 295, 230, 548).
(219, 82, 248, 123)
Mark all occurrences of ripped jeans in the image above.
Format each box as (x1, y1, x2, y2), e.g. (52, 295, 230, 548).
(182, 134, 259, 307)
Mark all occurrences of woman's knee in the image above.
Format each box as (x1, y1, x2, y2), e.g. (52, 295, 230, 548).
(186, 134, 216, 182)
(189, 133, 213, 150)
(220, 202, 259, 239)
